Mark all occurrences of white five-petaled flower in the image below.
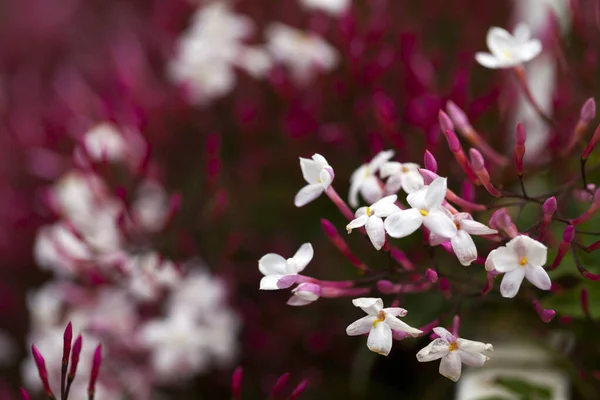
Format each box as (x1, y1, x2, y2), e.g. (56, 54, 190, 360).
(346, 298, 422, 356)
(384, 177, 457, 239)
(485, 235, 551, 298)
(475, 24, 542, 69)
(346, 195, 400, 250)
(259, 243, 313, 290)
(287, 282, 321, 306)
(294, 154, 334, 207)
(380, 161, 425, 195)
(416, 327, 493, 382)
(349, 150, 395, 208)
(429, 213, 497, 266)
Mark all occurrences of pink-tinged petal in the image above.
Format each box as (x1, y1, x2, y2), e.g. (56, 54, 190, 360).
(366, 216, 386, 250)
(521, 236, 548, 267)
(361, 176, 383, 204)
(429, 232, 449, 246)
(382, 307, 407, 317)
(460, 219, 497, 235)
(423, 208, 457, 239)
(379, 161, 401, 178)
(525, 265, 551, 291)
(457, 339, 493, 353)
(406, 186, 428, 209)
(402, 170, 425, 193)
(294, 184, 325, 207)
(352, 297, 383, 315)
(258, 253, 288, 276)
(346, 316, 377, 336)
(346, 215, 368, 232)
(488, 246, 519, 273)
(451, 230, 477, 266)
(299, 157, 321, 184)
(475, 52, 504, 69)
(287, 295, 314, 306)
(439, 352, 462, 382)
(416, 338, 450, 362)
(259, 274, 287, 290)
(458, 350, 488, 367)
(500, 268, 526, 298)
(432, 327, 455, 342)
(424, 177, 447, 209)
(384, 209, 423, 238)
(368, 150, 395, 172)
(485, 249, 497, 271)
(385, 317, 422, 337)
(367, 322, 393, 356)
(384, 174, 403, 194)
(277, 274, 299, 289)
(292, 243, 314, 272)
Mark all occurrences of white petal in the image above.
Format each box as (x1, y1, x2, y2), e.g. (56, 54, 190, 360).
(287, 295, 314, 306)
(367, 322, 393, 356)
(519, 39, 542, 62)
(525, 265, 551, 291)
(475, 52, 505, 69)
(258, 253, 288, 276)
(294, 184, 325, 207)
(259, 274, 288, 290)
(513, 23, 531, 42)
(382, 307, 407, 317)
(439, 352, 462, 382)
(429, 232, 449, 246)
(423, 208, 457, 239)
(416, 338, 450, 362)
(457, 338, 493, 353)
(368, 150, 395, 172)
(432, 327, 455, 342)
(291, 243, 314, 272)
(379, 161, 401, 178)
(311, 153, 328, 166)
(366, 216, 386, 250)
(406, 186, 428, 209)
(521, 236, 548, 267)
(460, 219, 497, 236)
(488, 246, 519, 273)
(451, 230, 477, 266)
(500, 268, 526, 298)
(360, 176, 383, 204)
(299, 157, 321, 184)
(487, 26, 514, 59)
(346, 315, 377, 336)
(384, 209, 423, 238)
(401, 170, 425, 193)
(485, 249, 497, 272)
(319, 168, 333, 188)
(352, 297, 383, 315)
(347, 215, 368, 232)
(385, 316, 422, 337)
(371, 194, 397, 208)
(348, 170, 363, 208)
(372, 196, 400, 217)
(354, 206, 368, 218)
(458, 350, 488, 367)
(424, 177, 447, 209)
(384, 174, 403, 194)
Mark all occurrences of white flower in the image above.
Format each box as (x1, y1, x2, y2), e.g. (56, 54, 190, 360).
(384, 177, 457, 239)
(475, 24, 542, 69)
(266, 23, 338, 84)
(346, 195, 400, 250)
(346, 298, 422, 356)
(287, 282, 321, 306)
(379, 161, 425, 194)
(485, 235, 551, 298)
(80, 123, 127, 162)
(416, 327, 493, 382)
(259, 243, 313, 290)
(299, 0, 350, 16)
(294, 154, 334, 207)
(429, 213, 497, 266)
(349, 150, 395, 208)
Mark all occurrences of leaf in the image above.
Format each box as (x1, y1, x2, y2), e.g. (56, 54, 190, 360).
(495, 377, 552, 400)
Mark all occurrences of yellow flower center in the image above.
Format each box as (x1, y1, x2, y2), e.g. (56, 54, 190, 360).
(366, 207, 372, 216)
(420, 209, 428, 216)
(519, 257, 527, 266)
(502, 49, 512, 59)
(448, 342, 459, 352)
(373, 311, 386, 327)
(402, 166, 409, 173)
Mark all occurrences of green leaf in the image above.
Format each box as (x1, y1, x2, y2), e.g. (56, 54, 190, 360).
(495, 377, 552, 400)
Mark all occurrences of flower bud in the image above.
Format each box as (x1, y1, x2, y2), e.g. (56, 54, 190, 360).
(444, 130, 461, 152)
(439, 277, 451, 299)
(550, 225, 575, 270)
(425, 268, 438, 283)
(289, 380, 309, 400)
(469, 149, 501, 197)
(446, 101, 471, 132)
(88, 345, 102, 400)
(68, 335, 83, 381)
(532, 299, 556, 322)
(542, 197, 557, 218)
(438, 110, 454, 133)
(580, 97, 596, 123)
(514, 123, 526, 174)
(32, 345, 54, 397)
(270, 372, 291, 400)
(418, 168, 439, 185)
(231, 367, 243, 400)
(424, 150, 438, 173)
(377, 280, 395, 294)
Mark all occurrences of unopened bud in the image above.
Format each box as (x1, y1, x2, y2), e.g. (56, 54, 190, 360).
(563, 225, 575, 243)
(580, 97, 596, 123)
(418, 168, 439, 185)
(469, 149, 501, 197)
(20, 389, 31, 400)
(88, 345, 102, 400)
(543, 197, 557, 217)
(377, 280, 395, 294)
(532, 299, 556, 322)
(231, 367, 243, 400)
(438, 110, 454, 133)
(425, 268, 438, 283)
(32, 345, 54, 397)
(424, 150, 438, 173)
(289, 380, 309, 400)
(446, 101, 471, 132)
(271, 372, 291, 399)
(469, 148, 485, 171)
(444, 130, 461, 152)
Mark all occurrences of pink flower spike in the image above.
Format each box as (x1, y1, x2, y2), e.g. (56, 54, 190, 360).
(289, 379, 309, 400)
(88, 345, 102, 400)
(532, 299, 556, 322)
(424, 150, 438, 173)
(438, 110, 454, 133)
(581, 97, 596, 123)
(425, 268, 438, 283)
(31, 345, 54, 398)
(20, 388, 31, 400)
(231, 367, 243, 400)
(270, 372, 290, 400)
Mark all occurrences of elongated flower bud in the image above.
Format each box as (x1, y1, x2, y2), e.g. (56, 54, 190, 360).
(425, 268, 438, 283)
(489, 209, 518, 238)
(542, 197, 557, 220)
(438, 110, 454, 133)
(443, 131, 479, 183)
(565, 98, 596, 156)
(571, 188, 600, 225)
(514, 123, 526, 175)
(289, 380, 309, 400)
(424, 150, 438, 172)
(270, 373, 290, 400)
(550, 225, 575, 270)
(581, 97, 596, 123)
(61, 322, 73, 398)
(446, 101, 471, 133)
(469, 149, 501, 197)
(581, 288, 591, 319)
(20, 389, 31, 400)
(231, 367, 243, 400)
(32, 345, 55, 399)
(88, 345, 102, 400)
(532, 298, 556, 322)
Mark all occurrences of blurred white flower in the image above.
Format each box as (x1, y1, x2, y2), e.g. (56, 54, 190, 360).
(258, 243, 313, 290)
(346, 195, 400, 250)
(475, 24, 542, 69)
(294, 153, 334, 207)
(125, 252, 181, 301)
(349, 150, 395, 208)
(380, 161, 425, 194)
(80, 123, 126, 162)
(300, 0, 350, 15)
(131, 180, 169, 233)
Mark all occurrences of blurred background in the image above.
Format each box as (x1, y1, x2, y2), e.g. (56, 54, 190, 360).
(0, 0, 600, 398)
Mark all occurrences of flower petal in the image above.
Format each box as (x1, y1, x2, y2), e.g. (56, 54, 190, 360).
(451, 230, 477, 266)
(513, 23, 531, 42)
(432, 327, 455, 342)
(406, 186, 428, 209)
(384, 209, 423, 238)
(292, 242, 314, 272)
(485, 249, 497, 272)
(423, 208, 457, 239)
(299, 157, 321, 184)
(521, 236, 548, 267)
(460, 219, 497, 236)
(367, 322, 393, 356)
(372, 196, 400, 217)
(347, 215, 368, 233)
(259, 274, 288, 290)
(424, 177, 447, 209)
(519, 39, 542, 63)
(346, 315, 377, 336)
(360, 176, 383, 205)
(402, 170, 425, 193)
(382, 307, 407, 317)
(429, 232, 449, 246)
(439, 352, 462, 382)
(348, 167, 365, 208)
(352, 297, 383, 315)
(384, 174, 403, 194)
(372, 194, 397, 208)
(487, 26, 514, 59)
(311, 153, 328, 166)
(475, 52, 505, 69)
(366, 216, 386, 250)
(368, 150, 395, 172)
(500, 267, 526, 298)
(457, 338, 493, 353)
(458, 350, 488, 367)
(287, 295, 314, 306)
(258, 253, 288, 276)
(525, 265, 551, 291)
(379, 161, 401, 179)
(416, 338, 450, 362)
(385, 316, 422, 337)
(488, 246, 519, 273)
(294, 184, 325, 207)
(319, 168, 333, 188)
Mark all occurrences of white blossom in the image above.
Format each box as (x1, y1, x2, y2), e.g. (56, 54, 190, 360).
(299, 0, 350, 16)
(346, 195, 400, 250)
(294, 154, 334, 207)
(475, 24, 542, 69)
(429, 213, 497, 266)
(80, 123, 127, 162)
(258, 243, 313, 290)
(384, 177, 457, 239)
(346, 298, 422, 356)
(380, 161, 425, 195)
(349, 150, 395, 208)
(485, 235, 551, 298)
(416, 327, 493, 382)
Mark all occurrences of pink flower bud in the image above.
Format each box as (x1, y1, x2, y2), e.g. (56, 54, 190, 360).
(377, 280, 395, 294)
(446, 100, 470, 131)
(533, 299, 556, 322)
(462, 180, 475, 202)
(68, 335, 83, 380)
(469, 149, 501, 197)
(270, 372, 290, 400)
(418, 168, 439, 185)
(469, 148, 485, 171)
(425, 268, 438, 283)
(580, 97, 596, 123)
(582, 123, 600, 159)
(62, 322, 73, 367)
(563, 225, 575, 243)
(289, 379, 309, 400)
(20, 389, 31, 400)
(438, 110, 454, 133)
(542, 197, 557, 217)
(424, 150, 438, 172)
(232, 367, 243, 400)
(320, 218, 337, 238)
(444, 130, 461, 152)
(32, 345, 54, 397)
(87, 345, 102, 399)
